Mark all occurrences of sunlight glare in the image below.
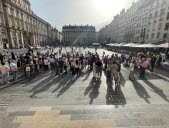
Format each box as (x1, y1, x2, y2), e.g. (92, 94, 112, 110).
(93, 0, 124, 17)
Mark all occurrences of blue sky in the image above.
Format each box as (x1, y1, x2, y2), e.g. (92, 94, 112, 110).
(29, 0, 137, 31)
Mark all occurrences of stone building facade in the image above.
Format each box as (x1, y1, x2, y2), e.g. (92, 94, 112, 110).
(62, 25, 96, 46)
(0, 0, 57, 49)
(99, 0, 169, 44)
(51, 28, 62, 46)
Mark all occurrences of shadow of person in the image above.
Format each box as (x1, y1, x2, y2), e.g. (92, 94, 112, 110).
(82, 70, 92, 82)
(56, 75, 80, 97)
(52, 75, 72, 93)
(84, 77, 101, 104)
(143, 78, 169, 103)
(120, 72, 126, 87)
(106, 85, 126, 106)
(30, 75, 63, 97)
(132, 80, 151, 104)
(89, 79, 101, 104)
(84, 77, 96, 96)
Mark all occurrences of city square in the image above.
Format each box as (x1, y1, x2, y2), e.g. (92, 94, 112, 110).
(0, 47, 169, 128)
(0, 0, 169, 128)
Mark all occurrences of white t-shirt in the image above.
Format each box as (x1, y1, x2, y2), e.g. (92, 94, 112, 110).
(26, 67, 30, 72)
(10, 63, 17, 71)
(44, 59, 48, 65)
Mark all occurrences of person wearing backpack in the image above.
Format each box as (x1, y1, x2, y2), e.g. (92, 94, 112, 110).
(10, 60, 18, 80)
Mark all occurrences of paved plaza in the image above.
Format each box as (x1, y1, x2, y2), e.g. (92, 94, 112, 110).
(0, 48, 169, 128)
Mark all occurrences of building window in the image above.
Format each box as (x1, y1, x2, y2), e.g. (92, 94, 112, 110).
(163, 33, 167, 38)
(158, 23, 162, 30)
(167, 12, 169, 19)
(152, 25, 155, 31)
(157, 32, 160, 38)
(0, 15, 2, 24)
(151, 33, 154, 39)
(164, 23, 169, 30)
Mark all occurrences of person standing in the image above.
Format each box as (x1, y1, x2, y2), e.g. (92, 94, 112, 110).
(55, 59, 60, 75)
(110, 61, 118, 84)
(0, 53, 3, 64)
(63, 57, 68, 74)
(70, 59, 75, 75)
(10, 60, 18, 80)
(11, 52, 16, 60)
(49, 57, 55, 71)
(25, 64, 31, 78)
(0, 62, 10, 85)
(93, 62, 96, 78)
(150, 55, 156, 72)
(44, 57, 49, 71)
(95, 59, 103, 78)
(75, 59, 79, 75)
(58, 58, 64, 74)
(129, 60, 135, 81)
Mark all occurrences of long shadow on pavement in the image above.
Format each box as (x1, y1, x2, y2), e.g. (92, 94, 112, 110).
(84, 77, 101, 104)
(106, 86, 126, 107)
(29, 73, 56, 92)
(52, 75, 72, 93)
(143, 78, 169, 103)
(120, 72, 126, 87)
(56, 75, 80, 97)
(132, 80, 150, 104)
(82, 70, 92, 82)
(30, 74, 64, 97)
(0, 71, 54, 92)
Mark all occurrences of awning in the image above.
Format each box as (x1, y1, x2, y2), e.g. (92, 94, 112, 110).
(153, 40, 166, 45)
(122, 43, 137, 47)
(106, 43, 118, 46)
(135, 43, 157, 48)
(155, 43, 169, 48)
(115, 43, 126, 47)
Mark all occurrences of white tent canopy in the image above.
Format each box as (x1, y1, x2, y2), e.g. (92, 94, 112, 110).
(115, 43, 126, 47)
(135, 43, 157, 48)
(122, 43, 138, 47)
(155, 43, 169, 48)
(92, 43, 100, 46)
(106, 43, 118, 46)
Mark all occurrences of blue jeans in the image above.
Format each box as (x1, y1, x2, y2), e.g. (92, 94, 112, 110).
(2, 73, 9, 84)
(55, 67, 60, 75)
(50, 63, 55, 71)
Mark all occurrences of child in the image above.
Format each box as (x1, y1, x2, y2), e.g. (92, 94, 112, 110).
(26, 64, 30, 78)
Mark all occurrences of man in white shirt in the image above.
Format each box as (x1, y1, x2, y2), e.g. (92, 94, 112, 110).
(10, 60, 17, 80)
(0, 62, 10, 85)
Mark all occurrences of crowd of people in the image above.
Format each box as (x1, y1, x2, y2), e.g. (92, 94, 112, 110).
(0, 47, 168, 89)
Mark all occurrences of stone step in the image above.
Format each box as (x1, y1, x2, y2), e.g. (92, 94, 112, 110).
(17, 120, 169, 128)
(35, 110, 60, 116)
(13, 115, 71, 123)
(17, 120, 117, 128)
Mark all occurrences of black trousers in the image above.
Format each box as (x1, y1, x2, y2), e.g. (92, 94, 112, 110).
(75, 68, 79, 75)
